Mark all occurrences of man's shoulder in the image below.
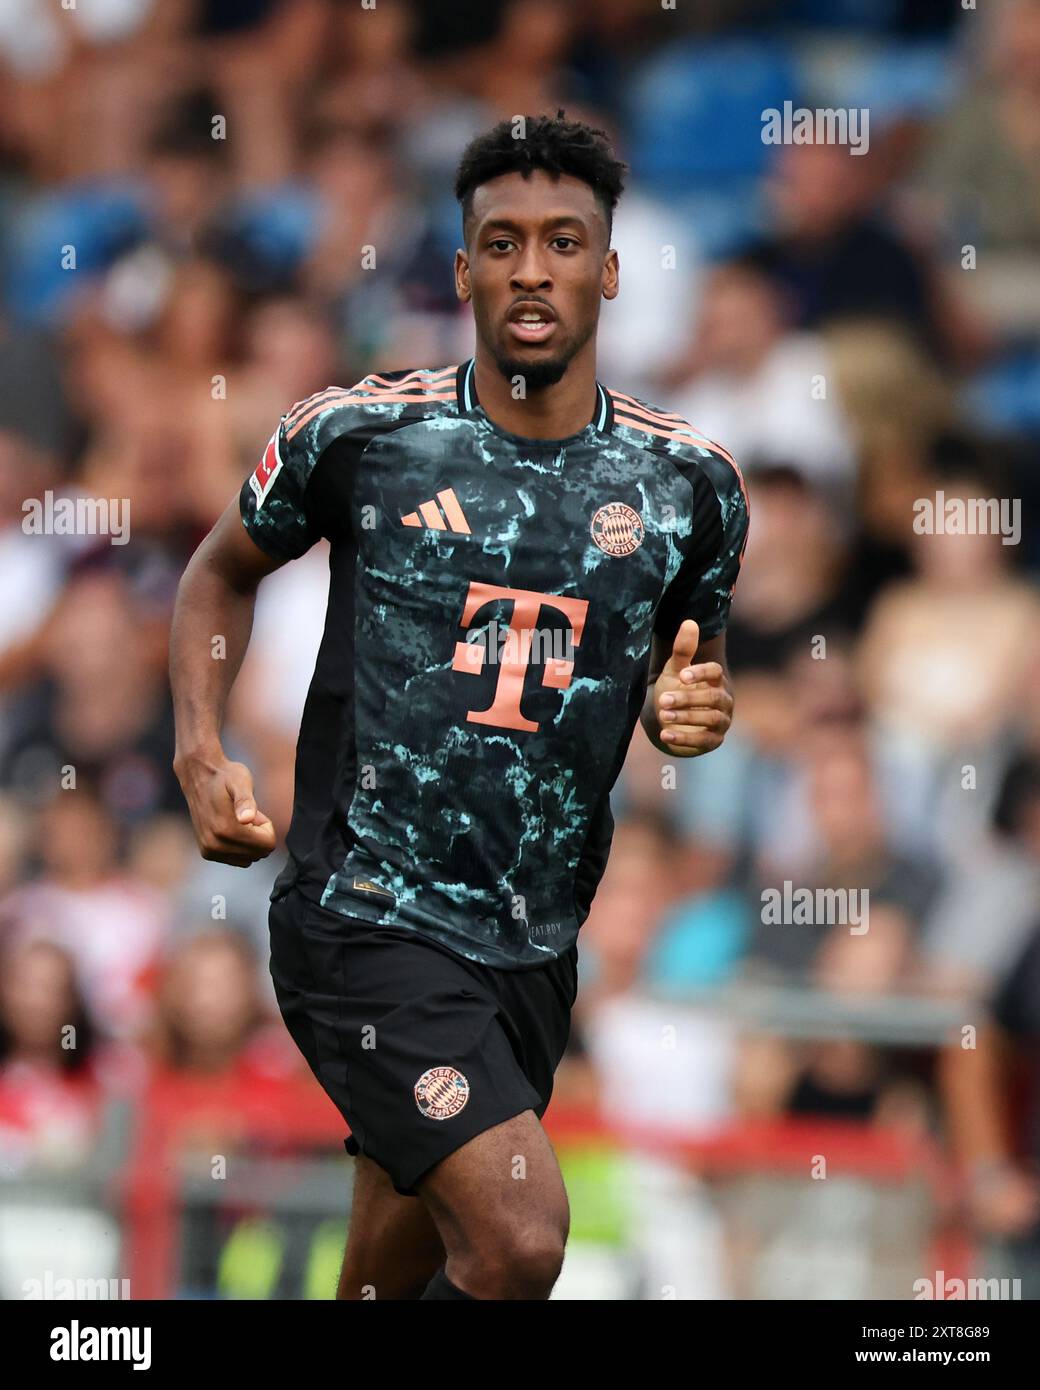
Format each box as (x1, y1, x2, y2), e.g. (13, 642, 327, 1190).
(606, 385, 747, 502)
(281, 365, 461, 458)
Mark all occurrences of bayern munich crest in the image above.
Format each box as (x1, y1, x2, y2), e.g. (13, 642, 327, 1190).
(414, 1066, 471, 1120)
(590, 501, 645, 557)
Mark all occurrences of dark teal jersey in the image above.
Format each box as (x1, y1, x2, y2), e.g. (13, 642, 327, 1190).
(239, 360, 749, 969)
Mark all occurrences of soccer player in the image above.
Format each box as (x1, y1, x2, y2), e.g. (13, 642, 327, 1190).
(170, 113, 749, 1301)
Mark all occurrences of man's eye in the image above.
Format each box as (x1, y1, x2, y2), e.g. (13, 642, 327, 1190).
(552, 237, 577, 250)
(490, 239, 514, 252)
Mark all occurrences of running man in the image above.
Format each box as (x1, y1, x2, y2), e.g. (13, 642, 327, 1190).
(170, 113, 749, 1300)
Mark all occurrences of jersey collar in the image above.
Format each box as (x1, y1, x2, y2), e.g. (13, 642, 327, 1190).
(456, 358, 614, 438)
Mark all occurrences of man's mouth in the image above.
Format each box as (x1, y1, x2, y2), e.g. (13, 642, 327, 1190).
(506, 302, 557, 345)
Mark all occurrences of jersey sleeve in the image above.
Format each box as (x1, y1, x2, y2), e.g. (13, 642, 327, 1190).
(239, 405, 359, 558)
(653, 446, 750, 647)
(239, 417, 323, 561)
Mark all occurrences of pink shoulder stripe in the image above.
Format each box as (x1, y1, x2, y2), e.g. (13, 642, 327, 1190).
(284, 366, 457, 427)
(285, 388, 456, 441)
(613, 409, 750, 513)
(608, 389, 685, 423)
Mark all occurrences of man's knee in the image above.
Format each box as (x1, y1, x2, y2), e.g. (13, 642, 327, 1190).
(455, 1218, 567, 1299)
(417, 1111, 571, 1298)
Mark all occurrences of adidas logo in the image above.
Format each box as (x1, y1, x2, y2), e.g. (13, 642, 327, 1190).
(352, 876, 395, 898)
(401, 488, 471, 534)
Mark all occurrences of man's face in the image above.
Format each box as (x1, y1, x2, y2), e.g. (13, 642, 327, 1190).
(455, 169, 619, 390)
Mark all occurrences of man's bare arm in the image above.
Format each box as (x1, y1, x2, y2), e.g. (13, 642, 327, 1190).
(170, 498, 286, 865)
(640, 621, 733, 757)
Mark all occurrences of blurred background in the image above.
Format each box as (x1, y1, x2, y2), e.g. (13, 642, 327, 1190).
(1, 0, 1039, 1301)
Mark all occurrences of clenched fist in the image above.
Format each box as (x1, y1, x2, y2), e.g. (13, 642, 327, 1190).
(173, 747, 277, 867)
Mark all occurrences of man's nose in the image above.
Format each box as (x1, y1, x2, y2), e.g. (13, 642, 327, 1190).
(510, 247, 552, 291)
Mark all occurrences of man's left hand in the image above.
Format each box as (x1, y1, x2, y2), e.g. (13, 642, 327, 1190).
(653, 619, 734, 757)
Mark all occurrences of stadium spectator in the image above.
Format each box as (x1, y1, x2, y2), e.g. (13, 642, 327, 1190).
(0, 940, 104, 1173)
(135, 930, 329, 1151)
(923, 754, 1040, 995)
(0, 789, 168, 1039)
(916, 0, 1040, 259)
(747, 141, 982, 365)
(0, 570, 183, 824)
(940, 909, 1040, 1298)
(666, 257, 858, 492)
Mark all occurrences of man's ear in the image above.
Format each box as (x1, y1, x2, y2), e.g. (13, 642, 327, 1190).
(602, 247, 619, 302)
(455, 248, 471, 303)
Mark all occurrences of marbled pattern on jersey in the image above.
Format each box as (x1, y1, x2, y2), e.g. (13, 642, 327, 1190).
(240, 363, 748, 969)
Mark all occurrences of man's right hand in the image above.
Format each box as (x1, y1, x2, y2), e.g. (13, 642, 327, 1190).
(173, 748, 277, 867)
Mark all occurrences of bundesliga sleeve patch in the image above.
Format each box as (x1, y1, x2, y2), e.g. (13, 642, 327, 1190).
(249, 429, 284, 509)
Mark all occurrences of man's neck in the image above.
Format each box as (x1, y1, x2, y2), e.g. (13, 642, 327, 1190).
(472, 347, 599, 440)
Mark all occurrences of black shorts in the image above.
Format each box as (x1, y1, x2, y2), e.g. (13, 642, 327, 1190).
(268, 885, 578, 1197)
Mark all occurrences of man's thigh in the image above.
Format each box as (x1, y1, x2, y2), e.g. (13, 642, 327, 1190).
(338, 1154, 445, 1300)
(415, 1108, 570, 1253)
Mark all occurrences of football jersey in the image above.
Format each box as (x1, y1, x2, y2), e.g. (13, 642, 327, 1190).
(239, 359, 749, 968)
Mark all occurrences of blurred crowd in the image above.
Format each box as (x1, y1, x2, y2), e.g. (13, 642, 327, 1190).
(1, 0, 1039, 1294)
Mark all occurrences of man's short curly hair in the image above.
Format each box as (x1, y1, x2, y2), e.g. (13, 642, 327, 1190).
(454, 111, 627, 243)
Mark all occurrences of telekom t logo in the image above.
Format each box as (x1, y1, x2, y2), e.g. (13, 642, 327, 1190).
(451, 581, 589, 732)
